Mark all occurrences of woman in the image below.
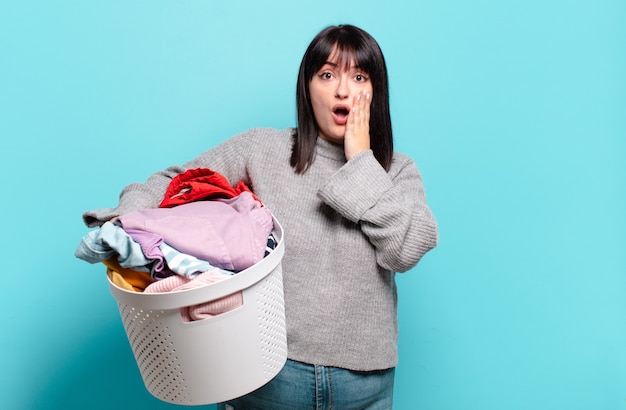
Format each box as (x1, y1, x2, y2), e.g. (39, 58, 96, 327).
(83, 24, 438, 409)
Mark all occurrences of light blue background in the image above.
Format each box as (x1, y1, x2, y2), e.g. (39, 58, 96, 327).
(2, 1, 625, 409)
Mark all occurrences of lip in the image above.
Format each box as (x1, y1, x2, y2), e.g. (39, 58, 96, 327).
(331, 104, 351, 125)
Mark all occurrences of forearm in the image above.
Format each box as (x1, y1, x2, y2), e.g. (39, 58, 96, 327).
(318, 150, 438, 272)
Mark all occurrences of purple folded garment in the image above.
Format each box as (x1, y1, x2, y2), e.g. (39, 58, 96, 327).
(118, 192, 273, 271)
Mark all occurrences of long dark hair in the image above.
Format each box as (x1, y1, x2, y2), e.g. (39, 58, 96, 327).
(291, 24, 393, 174)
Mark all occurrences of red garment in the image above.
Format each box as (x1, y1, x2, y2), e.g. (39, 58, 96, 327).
(159, 168, 262, 208)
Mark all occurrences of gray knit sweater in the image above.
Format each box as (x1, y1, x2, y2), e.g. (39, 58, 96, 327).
(83, 128, 438, 371)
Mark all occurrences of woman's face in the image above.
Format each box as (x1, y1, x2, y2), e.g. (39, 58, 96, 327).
(309, 48, 373, 144)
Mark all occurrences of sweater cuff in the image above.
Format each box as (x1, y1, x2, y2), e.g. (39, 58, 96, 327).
(318, 150, 392, 222)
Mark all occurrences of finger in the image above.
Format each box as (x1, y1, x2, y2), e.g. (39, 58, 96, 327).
(351, 91, 368, 129)
(362, 92, 371, 126)
(348, 93, 362, 130)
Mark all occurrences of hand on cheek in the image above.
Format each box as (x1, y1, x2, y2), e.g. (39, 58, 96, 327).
(344, 90, 371, 161)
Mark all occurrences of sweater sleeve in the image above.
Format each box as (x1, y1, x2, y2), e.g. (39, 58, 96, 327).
(317, 150, 438, 272)
(81, 129, 258, 228)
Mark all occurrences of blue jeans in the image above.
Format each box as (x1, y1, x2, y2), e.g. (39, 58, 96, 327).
(217, 359, 395, 410)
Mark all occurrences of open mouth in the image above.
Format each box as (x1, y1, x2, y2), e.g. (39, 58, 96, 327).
(333, 106, 350, 118)
(332, 105, 351, 124)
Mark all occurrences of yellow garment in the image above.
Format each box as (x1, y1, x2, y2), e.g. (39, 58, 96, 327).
(103, 258, 153, 292)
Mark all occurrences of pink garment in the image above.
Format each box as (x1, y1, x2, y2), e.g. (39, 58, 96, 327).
(144, 270, 243, 322)
(118, 192, 273, 271)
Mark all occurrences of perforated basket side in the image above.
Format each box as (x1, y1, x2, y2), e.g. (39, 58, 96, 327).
(117, 304, 192, 404)
(114, 264, 288, 405)
(254, 264, 288, 380)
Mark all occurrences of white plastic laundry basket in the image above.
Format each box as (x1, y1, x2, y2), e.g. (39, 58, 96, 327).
(107, 217, 287, 405)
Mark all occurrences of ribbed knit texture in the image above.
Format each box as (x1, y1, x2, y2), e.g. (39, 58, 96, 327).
(83, 128, 438, 371)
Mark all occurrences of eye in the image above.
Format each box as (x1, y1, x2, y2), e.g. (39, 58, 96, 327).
(318, 71, 334, 80)
(355, 73, 369, 82)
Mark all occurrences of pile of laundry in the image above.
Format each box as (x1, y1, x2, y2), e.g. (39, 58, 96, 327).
(75, 168, 276, 321)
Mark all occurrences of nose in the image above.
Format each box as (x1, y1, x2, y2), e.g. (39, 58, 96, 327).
(334, 76, 349, 99)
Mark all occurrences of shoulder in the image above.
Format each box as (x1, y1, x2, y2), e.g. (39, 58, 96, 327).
(388, 151, 427, 182)
(390, 151, 417, 171)
(211, 127, 294, 159)
(233, 127, 294, 145)
(234, 127, 294, 158)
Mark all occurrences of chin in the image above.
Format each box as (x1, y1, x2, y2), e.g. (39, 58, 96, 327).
(328, 130, 346, 142)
